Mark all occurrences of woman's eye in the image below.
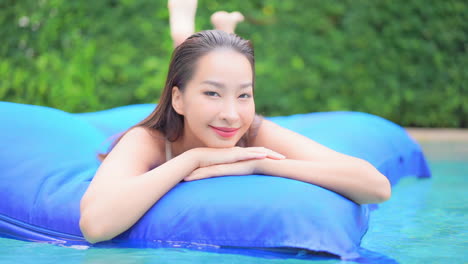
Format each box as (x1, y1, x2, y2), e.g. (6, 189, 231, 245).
(204, 91, 220, 97)
(239, 93, 252, 99)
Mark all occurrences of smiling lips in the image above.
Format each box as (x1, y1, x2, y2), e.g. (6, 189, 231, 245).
(210, 126, 239, 138)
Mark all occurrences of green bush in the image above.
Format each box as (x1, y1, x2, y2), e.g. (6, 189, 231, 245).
(1, 0, 466, 127)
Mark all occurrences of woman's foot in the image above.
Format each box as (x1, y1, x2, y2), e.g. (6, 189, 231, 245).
(210, 11, 244, 34)
(168, 0, 198, 47)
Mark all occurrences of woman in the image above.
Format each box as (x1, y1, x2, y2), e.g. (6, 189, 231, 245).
(79, 4, 391, 245)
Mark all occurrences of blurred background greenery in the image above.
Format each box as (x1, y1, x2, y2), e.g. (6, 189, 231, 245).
(1, 0, 466, 127)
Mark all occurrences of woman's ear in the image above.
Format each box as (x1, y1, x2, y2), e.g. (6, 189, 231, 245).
(172, 86, 184, 115)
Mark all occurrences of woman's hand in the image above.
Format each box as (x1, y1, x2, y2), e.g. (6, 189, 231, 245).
(184, 159, 263, 181)
(183, 147, 285, 181)
(189, 146, 285, 168)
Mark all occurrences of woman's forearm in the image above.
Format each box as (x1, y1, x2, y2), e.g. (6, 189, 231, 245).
(79, 146, 283, 243)
(79, 151, 198, 243)
(256, 158, 391, 204)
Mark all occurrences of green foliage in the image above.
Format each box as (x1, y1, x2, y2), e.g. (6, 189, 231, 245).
(1, 0, 466, 127)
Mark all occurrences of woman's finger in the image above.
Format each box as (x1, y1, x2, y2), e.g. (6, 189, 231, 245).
(246, 147, 286, 160)
(185, 164, 226, 181)
(185, 160, 257, 181)
(196, 147, 284, 168)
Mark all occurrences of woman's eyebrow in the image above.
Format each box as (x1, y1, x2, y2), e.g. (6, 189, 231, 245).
(201, 80, 225, 88)
(239, 82, 253, 89)
(201, 80, 252, 89)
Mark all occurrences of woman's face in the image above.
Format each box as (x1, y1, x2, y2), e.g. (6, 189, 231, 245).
(172, 49, 255, 148)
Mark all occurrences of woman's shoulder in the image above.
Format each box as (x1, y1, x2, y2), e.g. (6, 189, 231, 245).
(125, 126, 166, 151)
(115, 126, 167, 167)
(249, 117, 296, 148)
(126, 126, 164, 141)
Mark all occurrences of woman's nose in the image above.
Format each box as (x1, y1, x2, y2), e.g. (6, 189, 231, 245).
(219, 100, 240, 123)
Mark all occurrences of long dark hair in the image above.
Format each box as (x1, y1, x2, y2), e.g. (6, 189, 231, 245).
(100, 30, 258, 160)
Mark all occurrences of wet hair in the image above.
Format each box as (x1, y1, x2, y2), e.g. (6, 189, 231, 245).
(99, 30, 260, 160)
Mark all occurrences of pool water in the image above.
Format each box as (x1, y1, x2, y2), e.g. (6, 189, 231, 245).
(1, 142, 466, 264)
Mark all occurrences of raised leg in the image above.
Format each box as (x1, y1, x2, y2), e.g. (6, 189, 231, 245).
(210, 11, 244, 34)
(168, 0, 198, 47)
